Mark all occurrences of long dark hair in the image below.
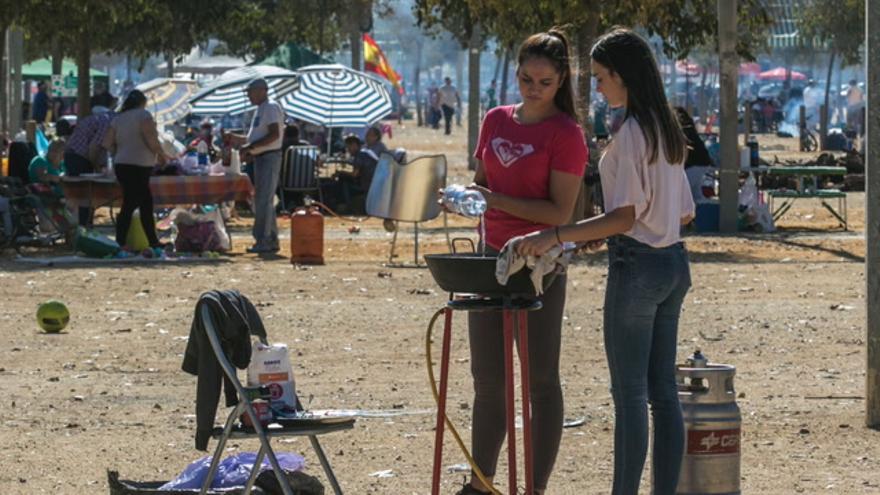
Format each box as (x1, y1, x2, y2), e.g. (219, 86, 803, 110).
(517, 28, 579, 123)
(120, 89, 147, 113)
(590, 27, 686, 165)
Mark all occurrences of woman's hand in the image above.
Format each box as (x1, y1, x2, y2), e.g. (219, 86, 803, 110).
(515, 228, 558, 257)
(436, 188, 450, 212)
(157, 153, 168, 166)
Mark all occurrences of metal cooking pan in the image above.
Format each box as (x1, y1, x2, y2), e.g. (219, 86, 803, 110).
(424, 239, 557, 296)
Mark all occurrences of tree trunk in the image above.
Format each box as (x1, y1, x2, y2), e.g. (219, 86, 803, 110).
(717, 0, 739, 233)
(456, 48, 464, 126)
(318, 0, 325, 56)
(8, 27, 23, 133)
(698, 67, 708, 122)
(499, 45, 511, 105)
(783, 50, 793, 99)
(467, 24, 482, 171)
(0, 26, 7, 134)
(820, 49, 836, 150)
(414, 41, 423, 126)
(76, 35, 91, 119)
(835, 56, 844, 125)
(492, 47, 503, 83)
(350, 30, 361, 70)
(670, 57, 679, 107)
(165, 53, 174, 78)
(865, 0, 880, 428)
(576, 16, 599, 133)
(51, 39, 63, 76)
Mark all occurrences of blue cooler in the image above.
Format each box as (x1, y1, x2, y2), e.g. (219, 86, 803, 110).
(694, 202, 720, 232)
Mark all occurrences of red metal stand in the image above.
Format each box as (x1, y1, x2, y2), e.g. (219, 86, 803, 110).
(431, 297, 541, 495)
(431, 308, 454, 495)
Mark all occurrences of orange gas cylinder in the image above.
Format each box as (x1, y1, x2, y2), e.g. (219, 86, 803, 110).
(290, 207, 324, 265)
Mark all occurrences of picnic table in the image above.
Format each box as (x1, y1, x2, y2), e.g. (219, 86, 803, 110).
(766, 166, 847, 229)
(60, 174, 254, 211)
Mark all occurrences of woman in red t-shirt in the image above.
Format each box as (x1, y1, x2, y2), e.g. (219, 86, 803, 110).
(457, 29, 587, 495)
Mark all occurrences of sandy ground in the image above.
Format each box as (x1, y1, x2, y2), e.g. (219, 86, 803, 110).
(1, 121, 877, 494)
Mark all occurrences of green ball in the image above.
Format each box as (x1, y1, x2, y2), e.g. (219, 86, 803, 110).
(37, 300, 70, 333)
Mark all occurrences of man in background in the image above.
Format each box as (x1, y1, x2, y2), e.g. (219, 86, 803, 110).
(802, 80, 820, 129)
(32, 82, 50, 123)
(845, 79, 864, 134)
(64, 105, 116, 226)
(91, 82, 116, 110)
(225, 78, 285, 254)
(438, 77, 461, 136)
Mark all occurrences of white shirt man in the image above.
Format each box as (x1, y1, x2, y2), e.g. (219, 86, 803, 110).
(802, 82, 820, 127)
(230, 78, 285, 253)
(437, 78, 460, 135)
(846, 80, 864, 131)
(438, 80, 460, 109)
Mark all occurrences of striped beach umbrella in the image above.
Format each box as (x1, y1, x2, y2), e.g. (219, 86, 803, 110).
(279, 64, 392, 128)
(134, 78, 199, 127)
(189, 65, 298, 116)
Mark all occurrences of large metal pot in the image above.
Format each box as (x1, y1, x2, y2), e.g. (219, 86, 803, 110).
(424, 252, 557, 297)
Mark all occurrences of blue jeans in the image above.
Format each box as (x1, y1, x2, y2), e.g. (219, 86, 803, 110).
(604, 235, 691, 495)
(252, 150, 282, 248)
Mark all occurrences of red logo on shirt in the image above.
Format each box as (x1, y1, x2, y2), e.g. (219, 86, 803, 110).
(491, 137, 535, 168)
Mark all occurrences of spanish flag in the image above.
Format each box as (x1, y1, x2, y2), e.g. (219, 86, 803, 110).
(363, 33, 404, 95)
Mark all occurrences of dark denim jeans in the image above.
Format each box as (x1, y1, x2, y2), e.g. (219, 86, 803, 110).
(604, 235, 691, 495)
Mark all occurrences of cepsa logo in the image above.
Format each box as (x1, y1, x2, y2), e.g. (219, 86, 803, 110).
(687, 428, 740, 455)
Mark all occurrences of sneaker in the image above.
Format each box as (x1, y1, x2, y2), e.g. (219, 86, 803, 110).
(246, 244, 278, 254)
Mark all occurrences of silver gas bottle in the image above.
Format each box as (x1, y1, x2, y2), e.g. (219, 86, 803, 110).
(676, 350, 741, 495)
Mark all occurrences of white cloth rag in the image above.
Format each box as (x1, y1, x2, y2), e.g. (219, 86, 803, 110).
(495, 236, 572, 296)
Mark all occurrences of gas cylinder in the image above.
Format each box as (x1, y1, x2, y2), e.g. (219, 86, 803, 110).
(676, 350, 741, 495)
(290, 207, 324, 265)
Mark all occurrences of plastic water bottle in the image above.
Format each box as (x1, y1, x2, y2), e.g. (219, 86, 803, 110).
(442, 185, 487, 217)
(197, 140, 209, 165)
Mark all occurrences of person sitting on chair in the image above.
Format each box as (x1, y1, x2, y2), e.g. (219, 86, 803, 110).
(28, 139, 76, 236)
(335, 134, 378, 212)
(364, 126, 388, 157)
(282, 121, 310, 150)
(28, 139, 66, 198)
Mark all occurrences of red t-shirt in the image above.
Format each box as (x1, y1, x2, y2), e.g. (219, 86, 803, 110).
(475, 105, 588, 249)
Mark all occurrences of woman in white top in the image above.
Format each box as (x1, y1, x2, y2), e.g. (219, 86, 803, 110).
(518, 28, 695, 495)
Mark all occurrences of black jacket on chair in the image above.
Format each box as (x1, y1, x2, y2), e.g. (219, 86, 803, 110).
(182, 290, 267, 450)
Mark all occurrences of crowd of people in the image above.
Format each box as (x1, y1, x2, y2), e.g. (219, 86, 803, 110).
(2, 71, 402, 255)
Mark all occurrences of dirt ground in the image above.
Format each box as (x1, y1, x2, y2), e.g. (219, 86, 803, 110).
(1, 121, 877, 494)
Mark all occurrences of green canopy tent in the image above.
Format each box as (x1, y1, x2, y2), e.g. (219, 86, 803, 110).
(21, 58, 109, 82)
(256, 43, 332, 71)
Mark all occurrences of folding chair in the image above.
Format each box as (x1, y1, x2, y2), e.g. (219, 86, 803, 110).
(365, 154, 451, 266)
(280, 145, 323, 210)
(198, 303, 354, 495)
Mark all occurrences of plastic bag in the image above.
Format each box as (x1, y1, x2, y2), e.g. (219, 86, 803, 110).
(159, 452, 305, 490)
(738, 172, 758, 210)
(744, 203, 775, 233)
(169, 207, 231, 252)
(248, 343, 299, 412)
(175, 221, 222, 253)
